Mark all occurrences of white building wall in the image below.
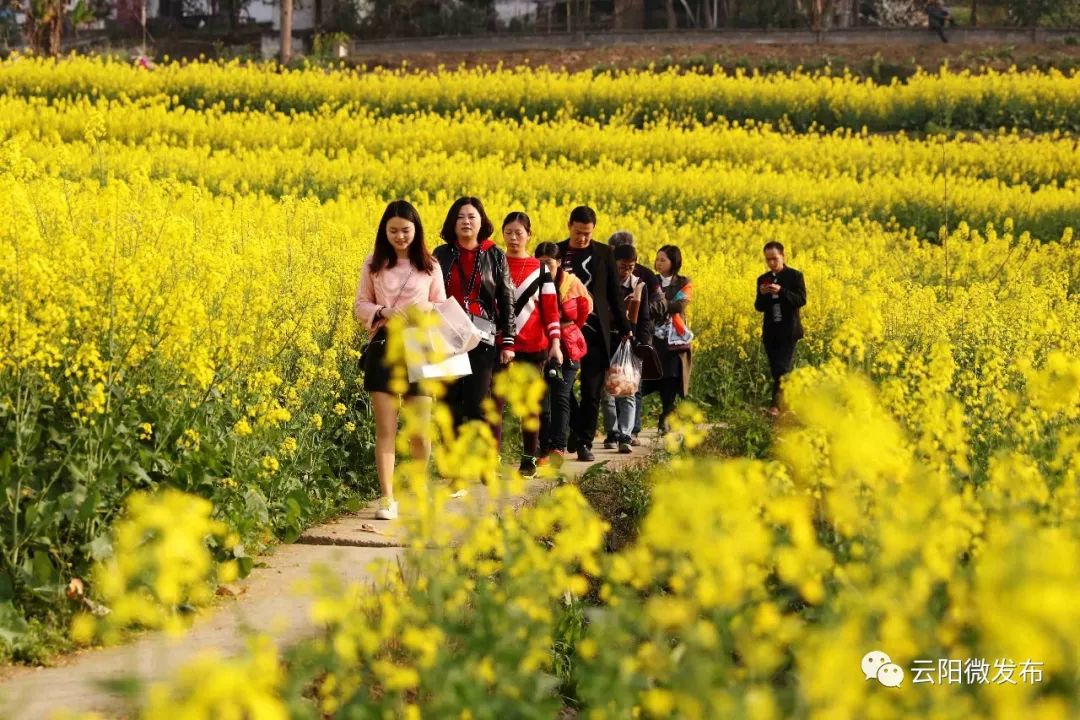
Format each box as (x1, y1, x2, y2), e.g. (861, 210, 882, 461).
(137, 0, 314, 30)
(496, 0, 536, 23)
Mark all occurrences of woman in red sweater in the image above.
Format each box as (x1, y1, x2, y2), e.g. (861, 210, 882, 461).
(495, 212, 563, 477)
(534, 241, 593, 465)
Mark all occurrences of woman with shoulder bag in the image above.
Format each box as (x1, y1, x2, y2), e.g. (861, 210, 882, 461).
(494, 212, 563, 477)
(642, 244, 693, 435)
(354, 200, 446, 520)
(432, 197, 517, 433)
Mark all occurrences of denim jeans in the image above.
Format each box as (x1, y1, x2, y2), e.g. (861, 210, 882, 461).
(540, 357, 580, 452)
(632, 389, 643, 435)
(603, 393, 636, 441)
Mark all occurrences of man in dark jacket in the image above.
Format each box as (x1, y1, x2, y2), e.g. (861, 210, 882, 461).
(607, 231, 658, 444)
(755, 241, 807, 416)
(926, 0, 952, 43)
(558, 206, 632, 461)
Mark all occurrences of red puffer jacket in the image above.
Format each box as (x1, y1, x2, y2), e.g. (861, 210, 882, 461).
(556, 270, 594, 362)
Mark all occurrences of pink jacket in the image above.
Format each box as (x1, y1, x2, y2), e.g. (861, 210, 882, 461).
(354, 255, 447, 332)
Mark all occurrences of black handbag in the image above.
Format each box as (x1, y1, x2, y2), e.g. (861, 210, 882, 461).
(358, 268, 414, 369)
(635, 343, 663, 381)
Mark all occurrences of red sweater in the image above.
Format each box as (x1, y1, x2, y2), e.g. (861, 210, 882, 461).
(504, 256, 561, 354)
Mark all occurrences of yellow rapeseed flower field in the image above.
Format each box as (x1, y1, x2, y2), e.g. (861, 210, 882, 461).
(2, 56, 1079, 717)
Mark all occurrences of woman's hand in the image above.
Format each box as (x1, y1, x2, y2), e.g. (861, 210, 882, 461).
(500, 349, 516, 365)
(547, 340, 564, 366)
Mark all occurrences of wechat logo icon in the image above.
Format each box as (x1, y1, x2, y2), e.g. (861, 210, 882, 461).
(862, 650, 905, 688)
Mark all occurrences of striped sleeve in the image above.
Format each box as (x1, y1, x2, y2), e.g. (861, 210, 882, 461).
(539, 273, 561, 340)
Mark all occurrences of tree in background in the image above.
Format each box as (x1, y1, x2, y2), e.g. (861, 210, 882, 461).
(280, 0, 292, 60)
(1005, 0, 1080, 26)
(359, 0, 495, 36)
(613, 0, 645, 27)
(18, 0, 97, 54)
(865, 0, 923, 25)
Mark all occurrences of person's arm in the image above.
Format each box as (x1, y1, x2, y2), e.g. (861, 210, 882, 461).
(494, 250, 517, 348)
(780, 271, 807, 309)
(354, 260, 383, 328)
(573, 297, 591, 328)
(626, 290, 641, 326)
(669, 279, 692, 316)
(647, 271, 666, 324)
(426, 269, 448, 307)
(630, 280, 648, 345)
(539, 268, 563, 362)
(606, 253, 631, 336)
(539, 268, 562, 342)
(755, 276, 770, 313)
(635, 282, 653, 345)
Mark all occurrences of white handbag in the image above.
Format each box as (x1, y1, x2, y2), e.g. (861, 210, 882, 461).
(407, 348, 473, 382)
(403, 322, 473, 383)
(432, 299, 484, 354)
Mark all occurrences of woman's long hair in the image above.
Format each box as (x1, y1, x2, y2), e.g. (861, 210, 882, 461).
(440, 196, 495, 244)
(370, 199, 435, 274)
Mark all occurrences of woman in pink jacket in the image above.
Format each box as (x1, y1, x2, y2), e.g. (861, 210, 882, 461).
(354, 200, 446, 520)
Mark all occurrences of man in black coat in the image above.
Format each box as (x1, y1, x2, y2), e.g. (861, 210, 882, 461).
(608, 230, 662, 443)
(558, 206, 632, 461)
(755, 241, 807, 416)
(926, 0, 952, 43)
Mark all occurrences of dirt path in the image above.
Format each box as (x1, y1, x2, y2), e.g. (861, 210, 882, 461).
(0, 433, 659, 719)
(346, 30, 1080, 72)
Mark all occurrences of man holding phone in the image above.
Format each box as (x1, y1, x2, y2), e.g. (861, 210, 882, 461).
(558, 206, 632, 461)
(755, 241, 807, 416)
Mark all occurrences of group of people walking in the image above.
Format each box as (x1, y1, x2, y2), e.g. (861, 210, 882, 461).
(355, 198, 805, 519)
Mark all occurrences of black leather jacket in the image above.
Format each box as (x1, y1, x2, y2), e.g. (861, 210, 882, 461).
(433, 241, 516, 347)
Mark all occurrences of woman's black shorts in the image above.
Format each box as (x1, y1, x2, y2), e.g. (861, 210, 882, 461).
(362, 328, 431, 398)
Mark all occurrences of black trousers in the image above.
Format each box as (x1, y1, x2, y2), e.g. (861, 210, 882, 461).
(763, 336, 798, 407)
(657, 377, 681, 429)
(539, 356, 580, 453)
(573, 340, 611, 450)
(447, 343, 498, 429)
(930, 19, 948, 42)
(492, 352, 546, 455)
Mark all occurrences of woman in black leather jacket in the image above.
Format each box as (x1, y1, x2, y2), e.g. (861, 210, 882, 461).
(433, 196, 517, 431)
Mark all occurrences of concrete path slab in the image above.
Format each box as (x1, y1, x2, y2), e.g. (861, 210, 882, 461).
(0, 429, 662, 719)
(0, 544, 402, 719)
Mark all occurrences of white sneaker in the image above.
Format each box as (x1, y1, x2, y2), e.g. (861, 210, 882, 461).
(374, 498, 398, 520)
(449, 489, 468, 499)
